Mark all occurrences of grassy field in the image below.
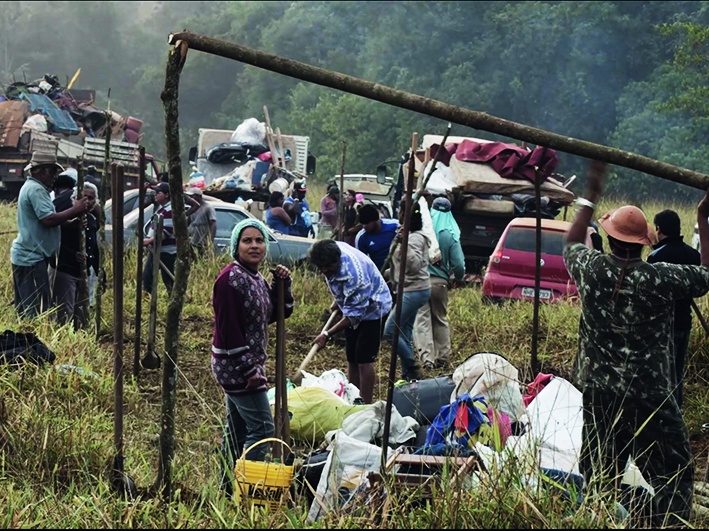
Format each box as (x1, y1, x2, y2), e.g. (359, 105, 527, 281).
(2, 193, 709, 528)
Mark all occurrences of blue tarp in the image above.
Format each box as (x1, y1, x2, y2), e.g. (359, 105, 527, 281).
(19, 92, 80, 135)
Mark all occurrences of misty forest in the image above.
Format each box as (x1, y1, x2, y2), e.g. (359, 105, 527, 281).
(2, 0, 709, 201)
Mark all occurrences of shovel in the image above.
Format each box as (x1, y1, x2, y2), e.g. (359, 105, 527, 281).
(290, 310, 339, 386)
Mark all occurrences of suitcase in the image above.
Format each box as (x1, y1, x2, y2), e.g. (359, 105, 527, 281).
(392, 375, 456, 426)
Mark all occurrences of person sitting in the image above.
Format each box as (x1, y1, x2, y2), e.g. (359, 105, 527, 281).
(265, 191, 292, 235)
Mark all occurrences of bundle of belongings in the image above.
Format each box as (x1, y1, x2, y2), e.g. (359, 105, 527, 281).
(299, 353, 659, 523)
(414, 135, 575, 218)
(0, 73, 143, 148)
(204, 117, 303, 195)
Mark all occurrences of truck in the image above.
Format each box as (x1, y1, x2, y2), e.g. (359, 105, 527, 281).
(0, 78, 160, 200)
(394, 134, 577, 273)
(188, 124, 316, 205)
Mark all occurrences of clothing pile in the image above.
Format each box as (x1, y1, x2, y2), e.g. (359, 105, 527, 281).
(0, 73, 143, 146)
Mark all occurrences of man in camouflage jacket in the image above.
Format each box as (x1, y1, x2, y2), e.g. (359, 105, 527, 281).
(563, 160, 709, 527)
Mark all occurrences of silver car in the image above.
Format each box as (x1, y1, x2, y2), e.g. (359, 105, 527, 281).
(104, 191, 315, 267)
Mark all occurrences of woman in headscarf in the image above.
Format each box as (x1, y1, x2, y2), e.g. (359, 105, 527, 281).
(383, 201, 431, 381)
(413, 196, 466, 371)
(211, 218, 294, 495)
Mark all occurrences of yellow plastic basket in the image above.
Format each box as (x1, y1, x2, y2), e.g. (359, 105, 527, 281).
(233, 437, 295, 511)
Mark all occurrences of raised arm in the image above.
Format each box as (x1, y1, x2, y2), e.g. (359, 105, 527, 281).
(566, 160, 606, 246)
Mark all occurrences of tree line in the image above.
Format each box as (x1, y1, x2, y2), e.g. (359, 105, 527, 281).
(2, 1, 709, 201)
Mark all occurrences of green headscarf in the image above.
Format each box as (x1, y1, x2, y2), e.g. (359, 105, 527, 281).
(431, 197, 461, 242)
(230, 218, 270, 259)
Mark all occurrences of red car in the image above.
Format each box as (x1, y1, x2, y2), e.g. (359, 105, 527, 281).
(481, 217, 595, 303)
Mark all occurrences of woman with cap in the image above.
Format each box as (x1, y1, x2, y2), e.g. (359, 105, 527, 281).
(564, 160, 709, 526)
(413, 196, 466, 371)
(210, 219, 294, 495)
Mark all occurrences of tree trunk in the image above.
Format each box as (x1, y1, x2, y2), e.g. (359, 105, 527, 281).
(154, 38, 191, 500)
(167, 30, 709, 190)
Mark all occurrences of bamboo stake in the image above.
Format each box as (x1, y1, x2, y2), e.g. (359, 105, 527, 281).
(167, 31, 709, 190)
(380, 132, 418, 476)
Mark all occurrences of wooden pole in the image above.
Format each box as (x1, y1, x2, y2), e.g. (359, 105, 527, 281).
(111, 161, 126, 489)
(167, 31, 709, 190)
(274, 276, 289, 461)
(337, 141, 347, 241)
(531, 168, 542, 378)
(96, 113, 112, 340)
(76, 160, 90, 330)
(380, 132, 418, 475)
(156, 37, 193, 500)
(134, 146, 146, 378)
(380, 123, 451, 274)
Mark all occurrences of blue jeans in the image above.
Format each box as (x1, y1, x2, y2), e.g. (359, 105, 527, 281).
(218, 391, 274, 492)
(384, 288, 431, 380)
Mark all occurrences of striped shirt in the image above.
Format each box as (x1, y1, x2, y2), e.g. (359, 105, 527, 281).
(146, 202, 176, 254)
(325, 241, 392, 329)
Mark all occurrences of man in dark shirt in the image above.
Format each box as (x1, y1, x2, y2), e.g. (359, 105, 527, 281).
(647, 209, 701, 410)
(50, 171, 87, 328)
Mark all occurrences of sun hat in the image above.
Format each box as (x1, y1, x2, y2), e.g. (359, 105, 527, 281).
(28, 151, 64, 172)
(598, 205, 656, 246)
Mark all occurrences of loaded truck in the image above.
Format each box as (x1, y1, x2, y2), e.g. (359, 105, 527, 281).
(188, 121, 316, 205)
(395, 134, 577, 273)
(0, 76, 159, 200)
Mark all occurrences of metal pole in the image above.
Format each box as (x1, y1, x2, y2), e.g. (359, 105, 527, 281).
(337, 141, 346, 241)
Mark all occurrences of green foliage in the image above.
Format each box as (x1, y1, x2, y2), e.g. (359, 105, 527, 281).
(2, 198, 709, 527)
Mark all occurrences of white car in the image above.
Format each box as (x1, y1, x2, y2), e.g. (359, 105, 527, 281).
(104, 192, 315, 267)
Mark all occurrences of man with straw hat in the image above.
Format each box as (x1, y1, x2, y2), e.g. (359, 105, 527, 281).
(564, 160, 709, 526)
(11, 151, 89, 318)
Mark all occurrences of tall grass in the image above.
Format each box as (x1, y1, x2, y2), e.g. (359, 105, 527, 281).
(1, 196, 709, 527)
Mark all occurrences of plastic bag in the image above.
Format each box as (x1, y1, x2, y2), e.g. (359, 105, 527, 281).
(231, 117, 266, 146)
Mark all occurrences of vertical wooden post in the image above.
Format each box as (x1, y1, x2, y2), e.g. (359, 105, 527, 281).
(96, 116, 112, 339)
(381, 132, 418, 474)
(76, 160, 90, 330)
(134, 147, 147, 378)
(531, 168, 542, 377)
(337, 141, 347, 241)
